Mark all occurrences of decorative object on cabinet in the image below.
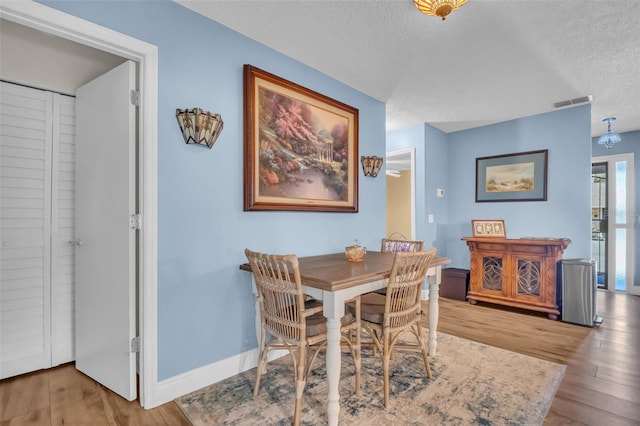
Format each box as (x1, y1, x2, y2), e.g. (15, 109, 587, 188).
(476, 149, 548, 202)
(243, 64, 359, 212)
(471, 219, 506, 238)
(175, 108, 223, 149)
(413, 0, 467, 21)
(361, 155, 383, 177)
(597, 117, 622, 149)
(462, 237, 570, 319)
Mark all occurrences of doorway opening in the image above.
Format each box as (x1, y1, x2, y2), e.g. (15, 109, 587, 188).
(386, 148, 416, 239)
(1, 1, 160, 407)
(591, 162, 608, 289)
(592, 153, 636, 294)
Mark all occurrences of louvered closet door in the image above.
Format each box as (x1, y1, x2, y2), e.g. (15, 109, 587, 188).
(51, 94, 76, 366)
(0, 82, 76, 379)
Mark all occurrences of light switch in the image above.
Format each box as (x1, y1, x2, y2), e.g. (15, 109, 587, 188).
(428, 214, 434, 223)
(437, 188, 444, 198)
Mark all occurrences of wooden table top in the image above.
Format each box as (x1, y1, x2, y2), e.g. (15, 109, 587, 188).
(240, 251, 451, 292)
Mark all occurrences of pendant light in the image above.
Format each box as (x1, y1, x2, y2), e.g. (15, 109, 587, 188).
(413, 0, 467, 21)
(598, 117, 621, 149)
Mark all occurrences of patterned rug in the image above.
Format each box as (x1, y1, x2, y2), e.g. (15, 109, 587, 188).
(175, 332, 565, 425)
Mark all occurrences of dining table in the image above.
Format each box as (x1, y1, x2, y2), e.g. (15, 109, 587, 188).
(240, 250, 450, 426)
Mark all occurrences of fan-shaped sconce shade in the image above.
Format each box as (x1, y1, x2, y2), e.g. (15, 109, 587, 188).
(176, 108, 223, 149)
(361, 155, 384, 177)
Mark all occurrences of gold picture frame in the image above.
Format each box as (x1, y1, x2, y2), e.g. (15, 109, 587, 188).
(243, 65, 359, 212)
(471, 219, 507, 238)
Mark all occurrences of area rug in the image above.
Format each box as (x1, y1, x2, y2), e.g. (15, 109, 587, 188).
(176, 332, 565, 425)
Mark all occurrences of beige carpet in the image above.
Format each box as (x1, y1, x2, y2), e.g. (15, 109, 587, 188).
(176, 332, 565, 425)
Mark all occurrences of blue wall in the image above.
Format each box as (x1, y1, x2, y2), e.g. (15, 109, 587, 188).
(387, 123, 448, 252)
(446, 106, 592, 267)
(41, 0, 386, 380)
(592, 130, 640, 284)
(389, 107, 592, 268)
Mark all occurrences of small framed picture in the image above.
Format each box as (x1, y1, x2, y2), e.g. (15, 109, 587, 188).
(471, 219, 506, 238)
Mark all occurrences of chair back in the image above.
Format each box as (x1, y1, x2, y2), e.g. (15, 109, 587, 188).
(245, 249, 307, 344)
(381, 232, 425, 253)
(384, 248, 437, 329)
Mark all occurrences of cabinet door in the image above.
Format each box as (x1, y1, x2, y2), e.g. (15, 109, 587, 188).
(473, 252, 508, 297)
(510, 255, 545, 303)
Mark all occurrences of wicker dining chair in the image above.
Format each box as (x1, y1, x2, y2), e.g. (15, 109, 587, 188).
(351, 248, 437, 408)
(381, 232, 425, 254)
(375, 233, 426, 296)
(244, 249, 361, 426)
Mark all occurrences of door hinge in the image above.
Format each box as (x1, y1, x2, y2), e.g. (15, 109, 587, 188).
(131, 336, 141, 353)
(130, 90, 140, 106)
(130, 213, 142, 230)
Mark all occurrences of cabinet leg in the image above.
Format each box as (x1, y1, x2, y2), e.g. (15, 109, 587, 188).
(547, 313, 558, 320)
(468, 298, 477, 305)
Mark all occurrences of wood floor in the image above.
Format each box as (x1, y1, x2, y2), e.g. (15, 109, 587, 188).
(1, 291, 638, 425)
(434, 291, 640, 426)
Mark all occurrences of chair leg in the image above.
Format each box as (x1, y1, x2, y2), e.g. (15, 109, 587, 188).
(253, 338, 269, 396)
(416, 325, 432, 379)
(293, 346, 307, 426)
(382, 333, 391, 408)
(354, 298, 362, 396)
(353, 327, 361, 396)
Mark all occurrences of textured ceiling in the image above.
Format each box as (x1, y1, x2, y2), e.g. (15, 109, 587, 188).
(177, 0, 640, 138)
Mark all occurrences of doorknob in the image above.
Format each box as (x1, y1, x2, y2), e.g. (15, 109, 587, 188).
(67, 240, 83, 247)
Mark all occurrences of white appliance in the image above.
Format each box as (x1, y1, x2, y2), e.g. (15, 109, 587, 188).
(560, 259, 603, 327)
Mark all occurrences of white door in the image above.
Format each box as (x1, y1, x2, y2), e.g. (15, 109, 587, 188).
(75, 60, 137, 401)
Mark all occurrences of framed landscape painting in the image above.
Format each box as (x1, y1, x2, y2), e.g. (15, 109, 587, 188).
(243, 65, 359, 212)
(476, 149, 548, 202)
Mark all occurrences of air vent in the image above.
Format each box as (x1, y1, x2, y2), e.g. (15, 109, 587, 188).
(554, 95, 593, 108)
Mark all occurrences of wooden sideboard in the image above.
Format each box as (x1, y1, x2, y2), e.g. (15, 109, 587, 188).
(462, 237, 571, 319)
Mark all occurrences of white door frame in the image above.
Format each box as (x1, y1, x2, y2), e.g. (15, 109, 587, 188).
(386, 148, 416, 239)
(592, 153, 636, 294)
(0, 1, 160, 408)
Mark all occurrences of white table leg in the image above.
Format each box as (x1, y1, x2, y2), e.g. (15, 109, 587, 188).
(428, 266, 441, 357)
(325, 318, 341, 425)
(251, 277, 261, 349)
(322, 292, 344, 426)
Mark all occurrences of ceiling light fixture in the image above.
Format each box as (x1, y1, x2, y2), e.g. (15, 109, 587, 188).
(598, 117, 622, 149)
(413, 0, 467, 21)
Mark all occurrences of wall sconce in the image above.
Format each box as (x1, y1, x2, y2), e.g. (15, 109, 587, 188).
(176, 108, 224, 149)
(361, 155, 383, 177)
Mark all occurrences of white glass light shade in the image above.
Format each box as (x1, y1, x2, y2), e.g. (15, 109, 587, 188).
(598, 117, 621, 149)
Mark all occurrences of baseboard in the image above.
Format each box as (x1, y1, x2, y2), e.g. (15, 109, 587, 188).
(153, 348, 287, 407)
